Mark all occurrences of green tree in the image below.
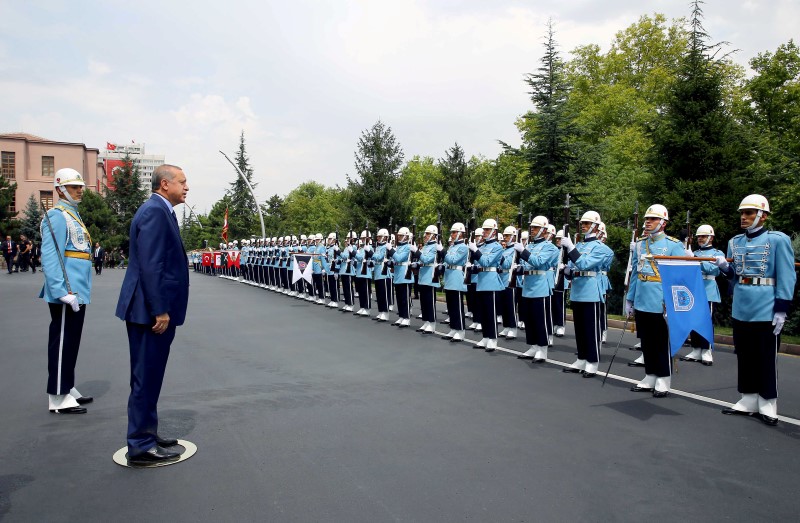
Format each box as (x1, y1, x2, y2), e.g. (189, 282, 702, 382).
(78, 189, 119, 249)
(19, 194, 43, 241)
(226, 131, 259, 238)
(346, 119, 405, 225)
(105, 154, 148, 250)
(438, 143, 477, 227)
(0, 175, 18, 234)
(262, 194, 285, 236)
(282, 182, 348, 234)
(649, 1, 751, 243)
(394, 156, 444, 228)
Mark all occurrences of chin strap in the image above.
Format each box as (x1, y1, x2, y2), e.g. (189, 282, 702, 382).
(57, 186, 81, 206)
(746, 211, 764, 233)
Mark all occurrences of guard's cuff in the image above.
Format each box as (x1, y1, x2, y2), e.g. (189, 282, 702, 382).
(472, 250, 482, 261)
(567, 249, 581, 263)
(520, 249, 531, 262)
(775, 299, 791, 314)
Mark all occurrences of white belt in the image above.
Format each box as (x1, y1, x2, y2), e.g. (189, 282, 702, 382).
(703, 275, 717, 280)
(396, 262, 410, 266)
(481, 267, 498, 272)
(523, 270, 546, 275)
(446, 265, 464, 270)
(573, 271, 597, 277)
(600, 271, 608, 275)
(422, 263, 437, 267)
(738, 276, 774, 286)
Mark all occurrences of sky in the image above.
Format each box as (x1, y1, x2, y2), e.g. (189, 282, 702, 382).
(1, 0, 797, 214)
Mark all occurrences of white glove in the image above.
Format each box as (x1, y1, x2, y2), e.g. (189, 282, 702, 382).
(560, 236, 575, 251)
(624, 300, 635, 318)
(59, 294, 80, 312)
(714, 255, 729, 270)
(630, 241, 637, 252)
(685, 245, 693, 256)
(436, 243, 444, 252)
(557, 262, 565, 271)
(468, 241, 478, 252)
(365, 244, 372, 252)
(513, 242, 524, 253)
(773, 312, 787, 335)
(333, 245, 340, 252)
(409, 243, 418, 253)
(563, 267, 572, 276)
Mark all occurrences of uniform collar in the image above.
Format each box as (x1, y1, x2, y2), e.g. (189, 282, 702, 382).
(745, 227, 766, 239)
(649, 231, 666, 242)
(485, 239, 497, 244)
(533, 238, 545, 244)
(697, 245, 715, 251)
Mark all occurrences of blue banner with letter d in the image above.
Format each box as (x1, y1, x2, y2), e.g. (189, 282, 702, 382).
(657, 260, 713, 356)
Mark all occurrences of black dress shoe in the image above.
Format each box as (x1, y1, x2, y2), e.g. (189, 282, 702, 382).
(533, 358, 546, 363)
(128, 445, 180, 465)
(416, 327, 425, 332)
(630, 386, 654, 392)
(582, 372, 596, 378)
(517, 355, 533, 360)
(627, 362, 645, 367)
(757, 414, 779, 426)
(562, 368, 581, 374)
(76, 396, 93, 405)
(484, 347, 495, 352)
(652, 390, 669, 398)
(397, 324, 409, 329)
(449, 338, 463, 343)
(701, 361, 713, 367)
(679, 356, 699, 362)
(50, 406, 87, 414)
(156, 436, 179, 447)
(721, 408, 755, 416)
(440, 335, 453, 340)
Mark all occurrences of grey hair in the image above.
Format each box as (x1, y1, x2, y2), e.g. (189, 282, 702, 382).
(152, 164, 183, 191)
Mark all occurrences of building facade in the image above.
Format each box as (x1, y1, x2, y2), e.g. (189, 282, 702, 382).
(99, 142, 164, 191)
(1, 133, 103, 215)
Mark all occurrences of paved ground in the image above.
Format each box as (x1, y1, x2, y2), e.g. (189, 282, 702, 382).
(2, 269, 799, 522)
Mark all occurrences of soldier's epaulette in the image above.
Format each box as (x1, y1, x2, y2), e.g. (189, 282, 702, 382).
(666, 235, 681, 243)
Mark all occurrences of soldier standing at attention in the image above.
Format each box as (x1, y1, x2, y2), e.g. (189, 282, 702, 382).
(714, 195, 796, 426)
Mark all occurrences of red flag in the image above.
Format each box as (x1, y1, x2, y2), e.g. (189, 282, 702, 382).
(106, 142, 116, 151)
(221, 208, 229, 243)
(201, 252, 212, 266)
(227, 250, 240, 268)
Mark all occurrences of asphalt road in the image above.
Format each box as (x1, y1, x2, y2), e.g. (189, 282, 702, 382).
(2, 269, 799, 522)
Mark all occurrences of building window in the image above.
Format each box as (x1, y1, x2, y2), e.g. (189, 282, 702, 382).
(1, 151, 14, 180)
(40, 191, 53, 211)
(42, 156, 55, 177)
(8, 192, 15, 213)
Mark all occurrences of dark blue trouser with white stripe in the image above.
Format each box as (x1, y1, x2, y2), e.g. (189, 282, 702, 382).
(47, 303, 86, 395)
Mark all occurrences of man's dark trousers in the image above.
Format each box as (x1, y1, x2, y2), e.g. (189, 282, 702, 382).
(126, 322, 175, 456)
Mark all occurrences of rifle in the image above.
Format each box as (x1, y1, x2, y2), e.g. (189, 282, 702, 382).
(382, 217, 393, 277)
(555, 194, 571, 290)
(434, 211, 443, 282)
(405, 216, 417, 280)
(463, 208, 477, 285)
(345, 222, 354, 273)
(622, 201, 640, 314)
(685, 210, 692, 250)
(361, 219, 370, 275)
(508, 203, 523, 289)
(332, 225, 340, 272)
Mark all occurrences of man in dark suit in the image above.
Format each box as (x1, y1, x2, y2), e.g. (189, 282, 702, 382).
(93, 242, 105, 275)
(116, 164, 189, 465)
(2, 235, 17, 274)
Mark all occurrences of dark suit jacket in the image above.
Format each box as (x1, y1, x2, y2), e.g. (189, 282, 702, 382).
(93, 247, 105, 262)
(116, 194, 190, 326)
(2, 240, 17, 258)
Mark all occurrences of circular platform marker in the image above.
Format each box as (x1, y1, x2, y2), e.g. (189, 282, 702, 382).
(112, 440, 197, 468)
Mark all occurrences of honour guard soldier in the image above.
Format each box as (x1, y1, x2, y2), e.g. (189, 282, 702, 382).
(354, 230, 373, 316)
(372, 229, 393, 322)
(312, 234, 326, 304)
(681, 224, 723, 366)
(625, 204, 686, 396)
(466, 228, 484, 331)
(469, 219, 505, 351)
(40, 168, 94, 413)
(515, 230, 529, 330)
(338, 231, 358, 312)
(387, 227, 415, 328)
(240, 239, 249, 283)
(416, 225, 442, 334)
(322, 233, 340, 307)
(597, 223, 612, 343)
(543, 224, 558, 345)
(515, 216, 560, 362)
(442, 222, 469, 342)
(560, 211, 614, 378)
(552, 229, 568, 337)
(714, 195, 796, 425)
(279, 235, 291, 293)
(498, 226, 519, 340)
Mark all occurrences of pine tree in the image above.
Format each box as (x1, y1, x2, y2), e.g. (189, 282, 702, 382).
(650, 0, 751, 241)
(226, 131, 259, 239)
(346, 119, 405, 225)
(0, 175, 18, 233)
(20, 194, 43, 241)
(439, 143, 476, 226)
(502, 19, 576, 219)
(105, 153, 149, 250)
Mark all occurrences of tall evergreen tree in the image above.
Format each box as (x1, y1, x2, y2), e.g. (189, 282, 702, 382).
(502, 19, 576, 219)
(262, 194, 285, 235)
(226, 131, 259, 239)
(20, 194, 43, 241)
(78, 189, 119, 248)
(346, 119, 405, 225)
(105, 153, 149, 250)
(0, 175, 18, 233)
(650, 0, 751, 241)
(439, 143, 476, 226)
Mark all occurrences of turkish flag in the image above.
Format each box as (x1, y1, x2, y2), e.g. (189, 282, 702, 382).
(227, 250, 240, 268)
(201, 252, 212, 266)
(106, 142, 116, 151)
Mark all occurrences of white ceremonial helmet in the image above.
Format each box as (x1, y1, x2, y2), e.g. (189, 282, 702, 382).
(300, 234, 307, 241)
(284, 235, 291, 241)
(474, 228, 484, 237)
(580, 211, 601, 225)
(292, 235, 298, 242)
(360, 230, 371, 238)
(521, 230, 530, 240)
(481, 218, 498, 231)
(555, 229, 565, 239)
(644, 204, 669, 221)
(377, 228, 389, 237)
(424, 225, 438, 236)
(327, 232, 336, 239)
(315, 233, 323, 240)
(271, 237, 277, 242)
(347, 231, 358, 239)
(397, 226, 411, 236)
(738, 194, 770, 213)
(502, 225, 517, 236)
(54, 168, 85, 188)
(546, 224, 556, 238)
(530, 215, 549, 228)
(696, 224, 715, 236)
(597, 222, 607, 235)
(450, 222, 466, 234)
